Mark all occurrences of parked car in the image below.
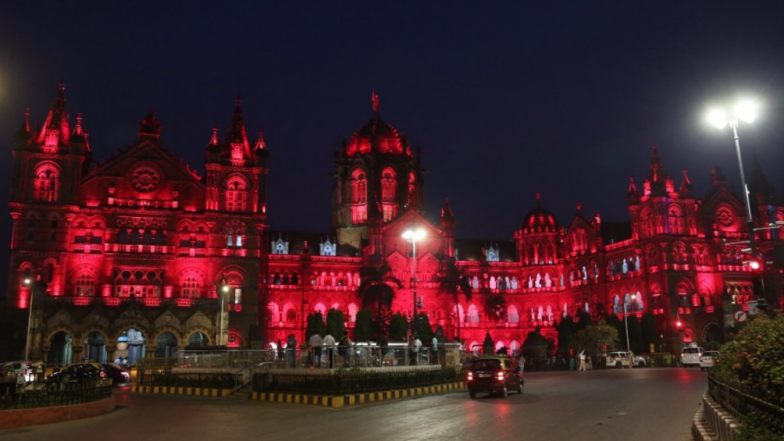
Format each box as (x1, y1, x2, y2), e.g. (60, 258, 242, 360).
(466, 356, 523, 398)
(101, 363, 131, 384)
(2, 360, 34, 382)
(699, 351, 720, 370)
(45, 362, 106, 390)
(605, 351, 646, 368)
(680, 347, 704, 367)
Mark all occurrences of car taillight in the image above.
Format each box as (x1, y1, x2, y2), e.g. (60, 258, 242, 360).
(467, 372, 474, 381)
(496, 371, 504, 381)
(100, 371, 106, 378)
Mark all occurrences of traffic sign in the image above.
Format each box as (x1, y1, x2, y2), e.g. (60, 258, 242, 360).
(734, 310, 748, 323)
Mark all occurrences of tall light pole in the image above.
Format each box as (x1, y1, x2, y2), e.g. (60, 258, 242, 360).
(219, 276, 229, 346)
(402, 228, 425, 343)
(22, 275, 44, 361)
(708, 100, 759, 257)
(623, 293, 636, 369)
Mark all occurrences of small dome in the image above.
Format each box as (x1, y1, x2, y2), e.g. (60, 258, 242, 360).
(345, 113, 407, 157)
(522, 194, 559, 230)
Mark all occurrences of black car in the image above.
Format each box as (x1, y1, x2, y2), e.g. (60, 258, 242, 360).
(45, 362, 106, 390)
(466, 356, 524, 398)
(101, 363, 131, 384)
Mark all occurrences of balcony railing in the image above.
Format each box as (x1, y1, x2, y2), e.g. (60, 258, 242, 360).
(42, 296, 220, 308)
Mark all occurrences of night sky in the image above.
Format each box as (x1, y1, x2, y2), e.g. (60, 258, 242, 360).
(2, 2, 784, 288)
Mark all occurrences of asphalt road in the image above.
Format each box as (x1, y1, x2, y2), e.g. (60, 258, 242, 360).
(0, 368, 707, 441)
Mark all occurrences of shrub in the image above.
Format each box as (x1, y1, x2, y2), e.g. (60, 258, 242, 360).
(712, 313, 784, 406)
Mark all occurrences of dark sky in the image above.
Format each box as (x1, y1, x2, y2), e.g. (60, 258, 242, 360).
(2, 2, 784, 287)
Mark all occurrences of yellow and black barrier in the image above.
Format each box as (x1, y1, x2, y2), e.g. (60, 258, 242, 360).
(132, 385, 232, 397)
(251, 382, 465, 408)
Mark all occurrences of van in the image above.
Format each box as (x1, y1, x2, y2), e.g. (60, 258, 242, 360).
(680, 347, 703, 367)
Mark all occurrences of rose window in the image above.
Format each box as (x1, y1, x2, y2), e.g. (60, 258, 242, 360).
(716, 207, 734, 227)
(132, 168, 159, 192)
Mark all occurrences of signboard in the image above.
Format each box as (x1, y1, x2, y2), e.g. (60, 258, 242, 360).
(734, 310, 748, 323)
(747, 301, 760, 316)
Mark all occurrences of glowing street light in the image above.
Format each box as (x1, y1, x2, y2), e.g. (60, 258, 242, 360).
(219, 276, 230, 346)
(707, 99, 759, 256)
(402, 228, 426, 344)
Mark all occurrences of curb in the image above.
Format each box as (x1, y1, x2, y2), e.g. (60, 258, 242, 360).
(251, 382, 466, 408)
(132, 385, 232, 397)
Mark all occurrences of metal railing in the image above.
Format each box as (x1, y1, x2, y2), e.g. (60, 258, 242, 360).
(253, 367, 460, 396)
(136, 370, 242, 389)
(138, 347, 438, 371)
(0, 384, 112, 410)
(708, 375, 784, 436)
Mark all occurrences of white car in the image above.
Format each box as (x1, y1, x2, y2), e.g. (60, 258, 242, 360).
(680, 347, 704, 367)
(699, 351, 720, 370)
(605, 351, 646, 368)
(2, 361, 34, 382)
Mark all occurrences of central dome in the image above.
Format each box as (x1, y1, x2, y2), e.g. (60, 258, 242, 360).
(522, 194, 559, 231)
(345, 92, 409, 157)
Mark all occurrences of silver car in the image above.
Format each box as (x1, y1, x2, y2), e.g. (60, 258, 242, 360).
(680, 347, 703, 367)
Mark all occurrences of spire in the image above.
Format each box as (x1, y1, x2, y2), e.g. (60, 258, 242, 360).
(138, 111, 162, 141)
(14, 108, 32, 146)
(627, 176, 640, 202)
(254, 128, 266, 151)
(37, 82, 71, 147)
(225, 98, 251, 159)
(441, 197, 455, 223)
(371, 90, 379, 114)
(679, 169, 694, 195)
(209, 124, 219, 146)
(575, 202, 582, 212)
(535, 192, 541, 206)
(645, 142, 674, 195)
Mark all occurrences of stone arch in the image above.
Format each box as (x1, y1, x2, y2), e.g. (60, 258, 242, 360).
(44, 325, 78, 347)
(184, 327, 213, 347)
(700, 322, 724, 344)
(80, 328, 109, 363)
(152, 326, 184, 344)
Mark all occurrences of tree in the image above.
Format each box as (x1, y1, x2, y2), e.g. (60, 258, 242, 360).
(437, 257, 472, 340)
(482, 331, 494, 355)
(434, 325, 446, 344)
(326, 309, 346, 340)
(483, 295, 507, 323)
(305, 311, 325, 339)
(354, 309, 373, 342)
(572, 320, 619, 356)
(522, 326, 549, 359)
(414, 312, 434, 343)
(575, 309, 592, 331)
(358, 263, 402, 335)
(557, 315, 577, 353)
(388, 313, 408, 341)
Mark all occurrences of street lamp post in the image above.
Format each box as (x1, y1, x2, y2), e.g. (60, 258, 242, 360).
(23, 277, 35, 361)
(402, 228, 425, 343)
(708, 101, 759, 257)
(623, 293, 636, 369)
(219, 277, 229, 346)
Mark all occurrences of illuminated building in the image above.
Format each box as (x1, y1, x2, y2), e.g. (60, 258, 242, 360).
(6, 86, 781, 362)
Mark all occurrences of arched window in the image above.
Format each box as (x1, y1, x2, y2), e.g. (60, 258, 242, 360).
(74, 273, 96, 297)
(507, 305, 519, 323)
(667, 204, 684, 235)
(181, 275, 202, 298)
(34, 164, 59, 202)
(286, 309, 296, 323)
(351, 169, 367, 204)
(381, 168, 396, 202)
(224, 175, 248, 212)
(639, 207, 655, 238)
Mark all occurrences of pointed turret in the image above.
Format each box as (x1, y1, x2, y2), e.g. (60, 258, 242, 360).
(37, 83, 71, 150)
(224, 98, 252, 162)
(642, 142, 675, 196)
(69, 113, 90, 153)
(440, 197, 455, 225)
(209, 124, 219, 147)
(679, 169, 694, 195)
(627, 176, 640, 202)
(440, 197, 456, 258)
(254, 129, 266, 151)
(14, 108, 32, 147)
(138, 111, 162, 142)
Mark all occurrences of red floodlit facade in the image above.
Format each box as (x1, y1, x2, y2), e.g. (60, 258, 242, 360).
(7, 86, 783, 363)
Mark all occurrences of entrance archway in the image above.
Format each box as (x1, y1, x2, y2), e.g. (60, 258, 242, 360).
(116, 328, 146, 363)
(702, 323, 724, 345)
(48, 331, 73, 366)
(155, 332, 178, 358)
(84, 331, 107, 363)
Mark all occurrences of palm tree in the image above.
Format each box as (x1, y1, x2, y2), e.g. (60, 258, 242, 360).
(437, 257, 472, 341)
(357, 263, 402, 334)
(484, 295, 507, 323)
